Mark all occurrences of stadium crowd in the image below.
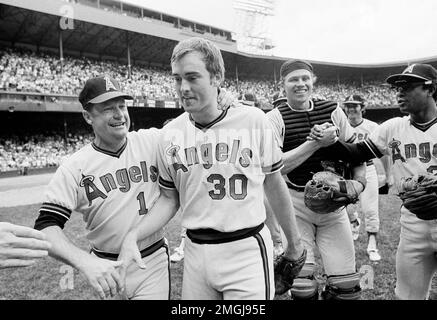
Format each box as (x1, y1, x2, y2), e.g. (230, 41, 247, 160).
(0, 48, 396, 107)
(0, 47, 398, 172)
(0, 133, 93, 173)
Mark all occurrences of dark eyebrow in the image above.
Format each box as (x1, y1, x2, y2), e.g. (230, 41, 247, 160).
(185, 72, 201, 76)
(172, 71, 201, 77)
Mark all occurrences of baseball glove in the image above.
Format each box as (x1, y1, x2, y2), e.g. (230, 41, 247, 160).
(304, 171, 361, 214)
(398, 174, 437, 220)
(274, 249, 307, 295)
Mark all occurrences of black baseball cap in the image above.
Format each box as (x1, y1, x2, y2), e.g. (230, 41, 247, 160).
(343, 94, 365, 105)
(79, 76, 133, 108)
(386, 64, 437, 86)
(280, 59, 313, 78)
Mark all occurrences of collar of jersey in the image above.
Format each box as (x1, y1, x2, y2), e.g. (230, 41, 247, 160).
(286, 99, 314, 112)
(350, 119, 364, 128)
(409, 116, 437, 132)
(91, 138, 128, 158)
(189, 108, 228, 131)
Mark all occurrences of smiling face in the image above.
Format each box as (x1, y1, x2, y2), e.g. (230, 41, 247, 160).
(283, 69, 314, 106)
(83, 97, 130, 150)
(172, 51, 220, 115)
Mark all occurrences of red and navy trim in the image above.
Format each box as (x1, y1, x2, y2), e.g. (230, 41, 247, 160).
(159, 176, 176, 189)
(410, 117, 437, 132)
(350, 119, 364, 128)
(189, 109, 228, 131)
(34, 202, 72, 230)
(254, 232, 271, 300)
(363, 138, 384, 158)
(345, 135, 357, 143)
(91, 139, 128, 158)
(262, 159, 284, 174)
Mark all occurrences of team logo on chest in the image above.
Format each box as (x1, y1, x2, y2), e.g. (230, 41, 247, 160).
(388, 139, 406, 163)
(166, 140, 253, 173)
(79, 161, 158, 206)
(80, 174, 107, 206)
(388, 138, 437, 164)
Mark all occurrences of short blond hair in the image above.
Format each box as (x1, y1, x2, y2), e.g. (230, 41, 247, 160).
(171, 37, 225, 84)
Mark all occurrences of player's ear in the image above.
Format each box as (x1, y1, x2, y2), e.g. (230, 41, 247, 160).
(82, 110, 93, 125)
(312, 74, 318, 85)
(211, 74, 221, 87)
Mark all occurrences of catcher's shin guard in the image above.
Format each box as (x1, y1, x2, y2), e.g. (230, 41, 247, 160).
(289, 263, 319, 300)
(321, 273, 361, 300)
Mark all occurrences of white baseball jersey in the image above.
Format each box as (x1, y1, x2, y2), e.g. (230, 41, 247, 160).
(350, 118, 379, 143)
(364, 116, 437, 191)
(39, 129, 163, 253)
(157, 106, 283, 232)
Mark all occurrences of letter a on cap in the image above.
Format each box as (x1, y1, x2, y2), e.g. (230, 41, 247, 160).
(104, 76, 117, 91)
(403, 64, 415, 74)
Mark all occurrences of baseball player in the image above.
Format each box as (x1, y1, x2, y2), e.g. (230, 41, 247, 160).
(343, 94, 382, 262)
(118, 37, 305, 300)
(312, 63, 437, 300)
(0, 222, 51, 269)
(266, 59, 366, 300)
(34, 76, 170, 300)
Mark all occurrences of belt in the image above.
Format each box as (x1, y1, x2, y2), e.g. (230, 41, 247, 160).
(187, 223, 264, 244)
(286, 181, 305, 192)
(91, 238, 166, 261)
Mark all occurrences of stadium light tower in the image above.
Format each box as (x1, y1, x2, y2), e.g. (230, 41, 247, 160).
(233, 0, 276, 54)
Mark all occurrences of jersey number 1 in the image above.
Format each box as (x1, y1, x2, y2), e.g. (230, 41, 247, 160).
(136, 192, 148, 215)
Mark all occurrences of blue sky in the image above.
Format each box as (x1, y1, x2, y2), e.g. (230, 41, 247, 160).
(124, 0, 437, 64)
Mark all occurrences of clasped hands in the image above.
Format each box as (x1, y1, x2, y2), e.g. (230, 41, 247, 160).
(307, 122, 339, 147)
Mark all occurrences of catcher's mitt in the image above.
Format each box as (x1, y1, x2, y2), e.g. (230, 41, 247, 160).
(304, 171, 361, 214)
(398, 174, 437, 220)
(274, 249, 307, 295)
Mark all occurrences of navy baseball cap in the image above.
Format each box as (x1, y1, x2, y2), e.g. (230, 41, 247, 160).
(79, 76, 133, 108)
(344, 94, 365, 105)
(386, 64, 437, 86)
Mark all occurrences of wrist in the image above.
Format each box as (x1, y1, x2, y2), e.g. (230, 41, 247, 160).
(308, 139, 322, 149)
(285, 241, 304, 260)
(284, 244, 305, 261)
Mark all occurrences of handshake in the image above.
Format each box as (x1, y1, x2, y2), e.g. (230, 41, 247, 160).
(307, 122, 339, 147)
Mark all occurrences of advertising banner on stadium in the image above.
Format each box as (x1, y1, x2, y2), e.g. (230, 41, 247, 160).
(147, 99, 156, 108)
(164, 101, 176, 108)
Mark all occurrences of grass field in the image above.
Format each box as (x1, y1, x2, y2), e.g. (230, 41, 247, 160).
(3, 193, 437, 300)
(1, 193, 420, 300)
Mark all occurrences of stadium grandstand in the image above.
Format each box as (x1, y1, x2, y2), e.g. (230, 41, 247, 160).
(1, 0, 437, 175)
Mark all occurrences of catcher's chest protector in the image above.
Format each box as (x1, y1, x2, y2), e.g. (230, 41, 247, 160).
(277, 100, 338, 186)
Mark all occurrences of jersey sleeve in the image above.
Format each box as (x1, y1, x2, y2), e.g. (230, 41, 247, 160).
(365, 120, 392, 158)
(260, 112, 284, 174)
(265, 108, 284, 149)
(34, 165, 77, 230)
(331, 105, 356, 143)
(157, 129, 177, 190)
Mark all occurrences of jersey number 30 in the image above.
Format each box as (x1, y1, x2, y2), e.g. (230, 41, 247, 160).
(207, 174, 248, 200)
